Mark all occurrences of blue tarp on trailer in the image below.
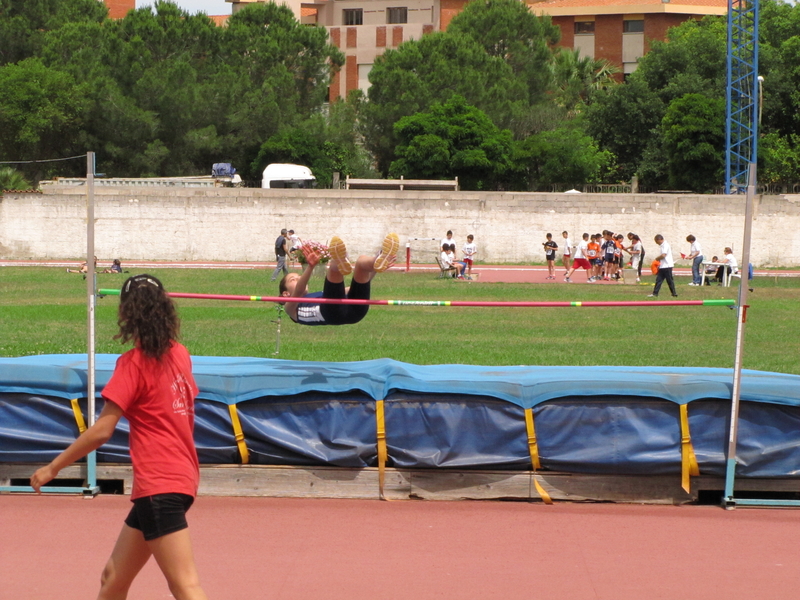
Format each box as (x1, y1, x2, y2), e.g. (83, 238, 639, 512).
(1, 355, 799, 477)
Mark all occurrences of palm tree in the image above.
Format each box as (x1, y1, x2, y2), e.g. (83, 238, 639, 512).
(0, 167, 32, 191)
(551, 48, 620, 114)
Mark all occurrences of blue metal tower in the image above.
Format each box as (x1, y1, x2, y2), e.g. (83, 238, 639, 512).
(725, 0, 760, 194)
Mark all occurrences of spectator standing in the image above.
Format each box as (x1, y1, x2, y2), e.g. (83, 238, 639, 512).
(462, 234, 477, 279)
(288, 230, 302, 253)
(561, 231, 572, 274)
(441, 230, 456, 250)
(648, 235, 678, 298)
(271, 229, 289, 282)
(543, 233, 558, 279)
(685, 235, 704, 286)
(628, 235, 643, 282)
(565, 233, 592, 282)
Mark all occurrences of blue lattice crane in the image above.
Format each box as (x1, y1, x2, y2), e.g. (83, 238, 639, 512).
(724, 0, 760, 194)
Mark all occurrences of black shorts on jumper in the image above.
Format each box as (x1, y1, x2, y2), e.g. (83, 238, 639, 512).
(125, 493, 194, 541)
(319, 277, 370, 325)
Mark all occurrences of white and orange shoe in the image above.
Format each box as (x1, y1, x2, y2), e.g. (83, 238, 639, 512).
(373, 233, 400, 272)
(328, 236, 352, 275)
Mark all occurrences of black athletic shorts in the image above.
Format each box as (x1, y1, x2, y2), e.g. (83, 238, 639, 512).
(319, 277, 370, 325)
(125, 493, 194, 541)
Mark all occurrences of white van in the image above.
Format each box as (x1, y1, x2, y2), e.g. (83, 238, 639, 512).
(261, 164, 316, 189)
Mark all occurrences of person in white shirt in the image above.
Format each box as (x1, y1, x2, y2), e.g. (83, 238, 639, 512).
(715, 247, 739, 284)
(462, 234, 477, 279)
(685, 235, 704, 286)
(627, 234, 644, 282)
(564, 233, 592, 282)
(440, 244, 462, 278)
(441, 230, 456, 251)
(648, 234, 678, 298)
(561, 231, 572, 274)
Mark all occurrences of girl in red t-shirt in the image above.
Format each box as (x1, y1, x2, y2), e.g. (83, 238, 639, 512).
(31, 274, 208, 600)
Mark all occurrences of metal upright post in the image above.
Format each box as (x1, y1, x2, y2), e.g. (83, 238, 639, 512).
(724, 165, 800, 508)
(86, 152, 99, 494)
(723, 164, 755, 506)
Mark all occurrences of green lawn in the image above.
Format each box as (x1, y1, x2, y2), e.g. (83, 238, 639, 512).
(1, 267, 798, 374)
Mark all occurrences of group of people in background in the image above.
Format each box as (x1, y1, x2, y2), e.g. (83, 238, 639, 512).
(560, 230, 645, 284)
(439, 230, 476, 280)
(554, 230, 740, 296)
(270, 227, 739, 293)
(271, 228, 304, 281)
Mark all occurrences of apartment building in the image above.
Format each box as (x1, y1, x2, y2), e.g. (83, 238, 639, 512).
(532, 0, 727, 77)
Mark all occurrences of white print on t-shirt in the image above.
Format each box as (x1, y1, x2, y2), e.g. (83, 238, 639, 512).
(171, 373, 194, 417)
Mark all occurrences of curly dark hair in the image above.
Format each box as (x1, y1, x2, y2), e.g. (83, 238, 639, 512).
(114, 274, 180, 358)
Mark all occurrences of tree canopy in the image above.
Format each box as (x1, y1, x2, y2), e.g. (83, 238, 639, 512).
(3, 0, 800, 191)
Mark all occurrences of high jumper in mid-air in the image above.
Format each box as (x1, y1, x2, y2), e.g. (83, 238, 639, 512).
(279, 233, 399, 326)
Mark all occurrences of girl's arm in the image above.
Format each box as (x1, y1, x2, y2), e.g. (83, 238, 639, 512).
(31, 401, 123, 492)
(291, 248, 321, 300)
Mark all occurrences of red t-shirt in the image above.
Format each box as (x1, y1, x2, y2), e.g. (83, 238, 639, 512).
(102, 341, 200, 500)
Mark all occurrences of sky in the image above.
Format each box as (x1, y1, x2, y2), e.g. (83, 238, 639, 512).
(137, 0, 232, 16)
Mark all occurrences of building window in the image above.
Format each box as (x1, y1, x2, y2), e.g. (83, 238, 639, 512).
(343, 9, 363, 26)
(574, 21, 595, 34)
(387, 7, 408, 24)
(623, 20, 644, 33)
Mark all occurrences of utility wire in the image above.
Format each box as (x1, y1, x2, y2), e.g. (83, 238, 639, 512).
(0, 154, 87, 164)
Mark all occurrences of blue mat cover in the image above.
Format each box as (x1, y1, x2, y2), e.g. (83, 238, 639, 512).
(1, 355, 798, 477)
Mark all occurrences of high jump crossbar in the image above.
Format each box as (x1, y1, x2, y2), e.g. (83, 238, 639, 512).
(98, 289, 734, 308)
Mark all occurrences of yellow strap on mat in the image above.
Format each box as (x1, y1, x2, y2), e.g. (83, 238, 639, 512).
(679, 404, 700, 493)
(228, 404, 250, 465)
(524, 407, 553, 505)
(376, 399, 388, 500)
(70, 398, 87, 434)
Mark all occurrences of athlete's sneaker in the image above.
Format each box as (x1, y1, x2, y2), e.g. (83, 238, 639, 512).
(373, 232, 399, 272)
(328, 236, 352, 275)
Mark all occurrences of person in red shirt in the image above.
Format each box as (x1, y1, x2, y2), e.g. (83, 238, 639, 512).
(31, 274, 208, 600)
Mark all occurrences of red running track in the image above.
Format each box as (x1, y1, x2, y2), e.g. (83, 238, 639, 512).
(2, 495, 799, 600)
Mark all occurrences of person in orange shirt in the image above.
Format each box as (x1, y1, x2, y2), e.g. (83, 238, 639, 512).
(586, 234, 601, 282)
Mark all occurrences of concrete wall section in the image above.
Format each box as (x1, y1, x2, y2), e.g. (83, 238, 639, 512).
(1, 189, 799, 266)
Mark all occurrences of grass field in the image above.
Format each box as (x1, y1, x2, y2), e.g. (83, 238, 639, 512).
(1, 267, 798, 374)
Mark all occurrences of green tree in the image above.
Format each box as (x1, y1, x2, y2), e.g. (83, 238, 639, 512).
(446, 0, 559, 104)
(515, 121, 614, 189)
(0, 58, 89, 182)
(660, 93, 725, 192)
(389, 96, 516, 190)
(550, 48, 619, 114)
(585, 78, 664, 181)
(0, 0, 107, 65)
(0, 167, 32, 191)
(364, 32, 523, 174)
(251, 100, 374, 188)
(760, 132, 800, 189)
(634, 16, 727, 104)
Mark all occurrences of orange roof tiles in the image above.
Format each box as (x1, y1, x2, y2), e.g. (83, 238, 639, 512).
(531, 0, 726, 10)
(207, 14, 230, 26)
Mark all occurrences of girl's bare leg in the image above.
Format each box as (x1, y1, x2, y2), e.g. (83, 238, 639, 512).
(352, 255, 378, 284)
(97, 525, 152, 600)
(148, 529, 208, 600)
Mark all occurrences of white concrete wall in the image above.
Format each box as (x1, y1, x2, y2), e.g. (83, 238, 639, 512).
(2, 187, 799, 266)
